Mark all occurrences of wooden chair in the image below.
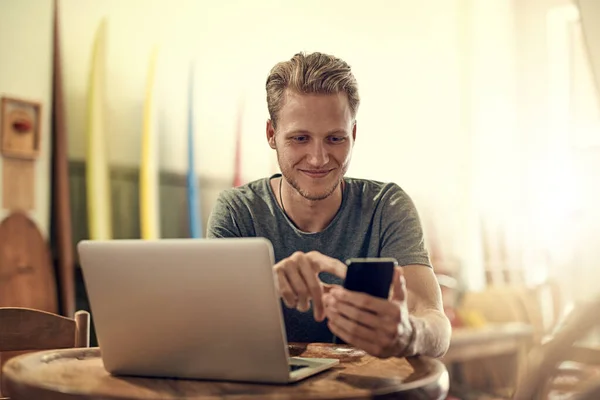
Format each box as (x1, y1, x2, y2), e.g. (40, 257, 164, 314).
(455, 286, 537, 395)
(512, 294, 600, 399)
(530, 277, 566, 337)
(0, 307, 90, 399)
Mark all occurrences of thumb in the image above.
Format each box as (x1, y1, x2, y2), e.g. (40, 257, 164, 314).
(308, 252, 347, 279)
(322, 283, 342, 294)
(391, 266, 406, 302)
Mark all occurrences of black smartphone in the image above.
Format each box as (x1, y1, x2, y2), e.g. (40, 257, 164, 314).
(332, 257, 398, 344)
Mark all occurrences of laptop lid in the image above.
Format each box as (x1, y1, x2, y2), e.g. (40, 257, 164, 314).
(77, 237, 294, 383)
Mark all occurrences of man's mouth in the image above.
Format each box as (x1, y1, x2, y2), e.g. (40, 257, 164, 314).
(300, 169, 332, 178)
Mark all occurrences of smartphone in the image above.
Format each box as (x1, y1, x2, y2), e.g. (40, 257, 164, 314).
(332, 257, 398, 344)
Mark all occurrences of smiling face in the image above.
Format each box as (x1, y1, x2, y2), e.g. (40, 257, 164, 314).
(267, 90, 356, 201)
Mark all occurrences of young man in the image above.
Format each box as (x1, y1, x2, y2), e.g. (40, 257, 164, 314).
(207, 52, 451, 359)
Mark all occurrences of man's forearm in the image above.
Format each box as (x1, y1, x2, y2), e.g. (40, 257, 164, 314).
(406, 309, 452, 358)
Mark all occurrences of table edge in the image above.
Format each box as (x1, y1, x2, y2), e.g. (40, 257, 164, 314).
(2, 347, 449, 399)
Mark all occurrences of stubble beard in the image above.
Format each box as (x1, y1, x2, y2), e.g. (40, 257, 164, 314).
(278, 158, 347, 202)
(274, 143, 348, 202)
(282, 171, 342, 201)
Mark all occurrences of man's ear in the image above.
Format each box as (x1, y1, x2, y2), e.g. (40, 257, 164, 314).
(266, 119, 276, 149)
(352, 121, 357, 142)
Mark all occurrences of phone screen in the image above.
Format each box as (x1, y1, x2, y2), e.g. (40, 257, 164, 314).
(332, 257, 397, 344)
(342, 258, 397, 298)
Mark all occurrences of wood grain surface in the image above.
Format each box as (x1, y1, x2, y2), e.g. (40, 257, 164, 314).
(0, 212, 57, 313)
(51, 0, 76, 317)
(3, 343, 449, 399)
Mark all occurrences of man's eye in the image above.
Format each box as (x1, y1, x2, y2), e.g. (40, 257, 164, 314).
(329, 136, 346, 143)
(293, 136, 308, 143)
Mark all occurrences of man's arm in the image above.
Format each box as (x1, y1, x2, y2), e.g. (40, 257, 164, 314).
(403, 264, 451, 358)
(378, 184, 451, 358)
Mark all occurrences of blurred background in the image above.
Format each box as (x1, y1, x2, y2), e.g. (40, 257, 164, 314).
(2, 0, 600, 398)
(2, 0, 599, 296)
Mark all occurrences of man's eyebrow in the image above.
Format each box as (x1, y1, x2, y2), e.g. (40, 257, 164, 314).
(326, 129, 349, 135)
(284, 129, 348, 135)
(285, 129, 311, 135)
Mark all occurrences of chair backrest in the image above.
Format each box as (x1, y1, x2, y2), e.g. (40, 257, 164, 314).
(531, 278, 566, 336)
(457, 286, 538, 394)
(0, 307, 90, 399)
(512, 295, 600, 400)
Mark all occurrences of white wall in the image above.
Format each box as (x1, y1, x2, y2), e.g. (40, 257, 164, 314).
(59, 0, 477, 276)
(516, 0, 600, 301)
(0, 0, 53, 236)
(6, 0, 595, 294)
(456, 0, 521, 289)
(59, 0, 467, 179)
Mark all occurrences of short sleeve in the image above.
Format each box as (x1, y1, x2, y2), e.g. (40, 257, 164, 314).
(206, 194, 242, 238)
(379, 185, 432, 268)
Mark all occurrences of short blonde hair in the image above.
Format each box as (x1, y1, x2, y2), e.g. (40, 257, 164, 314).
(266, 52, 360, 128)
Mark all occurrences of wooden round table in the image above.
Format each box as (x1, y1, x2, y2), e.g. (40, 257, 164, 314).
(2, 343, 449, 399)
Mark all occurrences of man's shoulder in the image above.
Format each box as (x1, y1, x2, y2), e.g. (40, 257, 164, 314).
(345, 177, 408, 201)
(208, 177, 277, 237)
(216, 176, 274, 207)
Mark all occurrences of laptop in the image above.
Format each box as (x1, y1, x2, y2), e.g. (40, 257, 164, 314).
(77, 237, 339, 384)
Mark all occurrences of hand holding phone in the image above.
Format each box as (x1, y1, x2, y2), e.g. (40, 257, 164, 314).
(332, 257, 398, 344)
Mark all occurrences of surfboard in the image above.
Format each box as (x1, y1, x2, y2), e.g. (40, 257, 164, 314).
(186, 61, 202, 238)
(51, 0, 75, 316)
(139, 46, 160, 240)
(0, 212, 58, 313)
(85, 17, 112, 241)
(232, 96, 245, 187)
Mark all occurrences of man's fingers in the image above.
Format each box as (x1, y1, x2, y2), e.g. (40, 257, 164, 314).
(274, 251, 347, 320)
(326, 299, 401, 359)
(391, 266, 406, 302)
(284, 267, 310, 311)
(329, 297, 380, 329)
(276, 270, 297, 308)
(326, 306, 375, 343)
(331, 287, 390, 314)
(299, 257, 326, 320)
(322, 283, 342, 294)
(328, 291, 398, 338)
(307, 251, 347, 279)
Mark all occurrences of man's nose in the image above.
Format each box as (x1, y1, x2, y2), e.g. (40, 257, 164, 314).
(306, 142, 329, 167)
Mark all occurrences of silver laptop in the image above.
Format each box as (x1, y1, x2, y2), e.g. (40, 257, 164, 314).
(77, 237, 339, 384)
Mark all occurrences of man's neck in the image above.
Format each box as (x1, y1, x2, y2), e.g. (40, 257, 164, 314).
(275, 177, 343, 233)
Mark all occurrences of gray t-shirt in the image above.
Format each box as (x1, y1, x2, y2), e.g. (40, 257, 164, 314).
(207, 174, 431, 343)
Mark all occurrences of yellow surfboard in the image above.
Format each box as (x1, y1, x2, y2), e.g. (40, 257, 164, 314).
(140, 46, 160, 240)
(85, 18, 112, 241)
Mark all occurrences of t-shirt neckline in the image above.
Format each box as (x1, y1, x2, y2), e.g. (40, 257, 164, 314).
(265, 173, 349, 237)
